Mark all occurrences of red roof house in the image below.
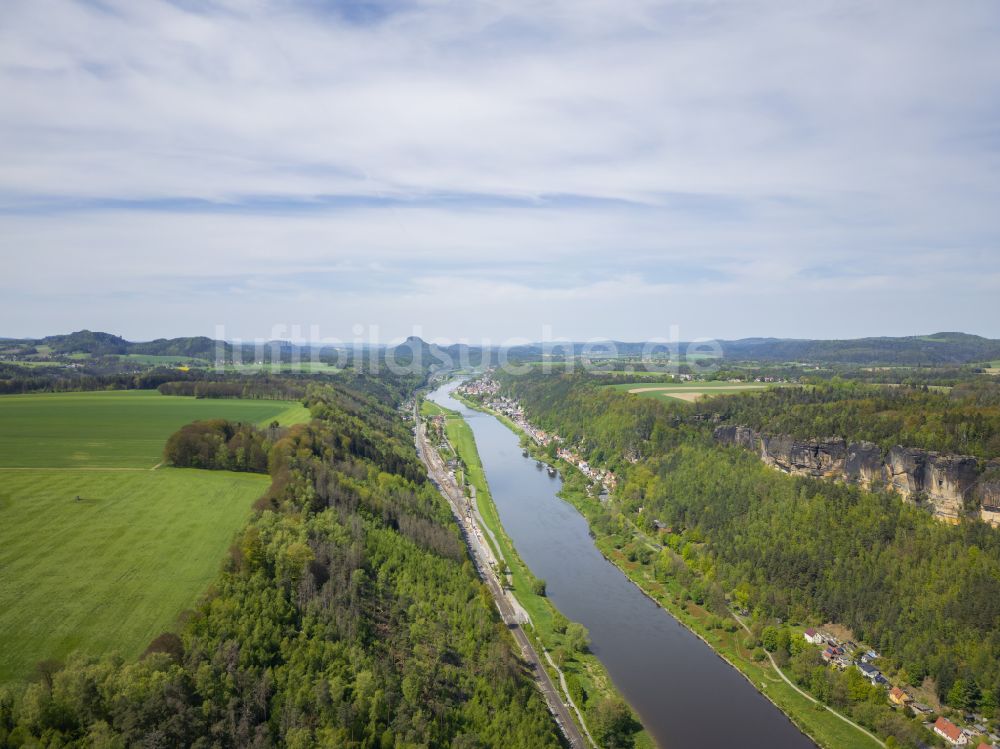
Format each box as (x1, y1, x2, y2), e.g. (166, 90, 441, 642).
(933, 717, 967, 746)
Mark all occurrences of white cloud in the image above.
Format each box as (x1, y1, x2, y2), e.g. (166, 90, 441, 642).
(0, 0, 998, 340)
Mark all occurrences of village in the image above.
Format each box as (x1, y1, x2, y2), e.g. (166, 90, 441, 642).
(459, 377, 619, 495)
(802, 624, 998, 747)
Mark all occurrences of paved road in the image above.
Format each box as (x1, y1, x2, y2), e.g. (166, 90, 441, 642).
(414, 405, 589, 749)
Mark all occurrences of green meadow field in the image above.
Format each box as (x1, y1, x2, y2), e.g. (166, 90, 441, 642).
(606, 380, 776, 401)
(0, 390, 307, 683)
(0, 390, 308, 468)
(122, 353, 210, 365)
(0, 468, 267, 683)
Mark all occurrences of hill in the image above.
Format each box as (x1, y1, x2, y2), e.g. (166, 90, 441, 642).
(716, 332, 1000, 365)
(41, 330, 129, 356)
(6, 330, 1000, 369)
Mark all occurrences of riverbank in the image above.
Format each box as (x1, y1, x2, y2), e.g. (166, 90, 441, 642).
(423, 394, 656, 749)
(465, 392, 884, 749)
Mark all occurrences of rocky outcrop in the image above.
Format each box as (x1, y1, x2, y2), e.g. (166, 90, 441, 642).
(714, 425, 999, 527)
(978, 464, 1000, 526)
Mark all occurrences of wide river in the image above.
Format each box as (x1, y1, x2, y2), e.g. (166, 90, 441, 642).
(428, 380, 816, 749)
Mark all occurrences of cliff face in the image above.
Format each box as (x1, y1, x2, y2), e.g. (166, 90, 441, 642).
(713, 425, 998, 527)
(979, 466, 1000, 526)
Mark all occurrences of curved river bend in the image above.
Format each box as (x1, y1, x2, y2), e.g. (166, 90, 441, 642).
(428, 381, 815, 749)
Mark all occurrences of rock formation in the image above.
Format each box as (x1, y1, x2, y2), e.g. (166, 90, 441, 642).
(713, 425, 999, 527)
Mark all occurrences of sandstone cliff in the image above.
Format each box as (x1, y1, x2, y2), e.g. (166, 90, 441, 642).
(714, 425, 999, 527)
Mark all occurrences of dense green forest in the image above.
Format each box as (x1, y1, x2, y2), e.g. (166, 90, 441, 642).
(715, 331, 1000, 365)
(0, 376, 561, 748)
(164, 419, 275, 473)
(695, 379, 1000, 459)
(496, 371, 1000, 739)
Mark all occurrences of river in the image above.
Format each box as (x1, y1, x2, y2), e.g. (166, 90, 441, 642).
(427, 380, 816, 749)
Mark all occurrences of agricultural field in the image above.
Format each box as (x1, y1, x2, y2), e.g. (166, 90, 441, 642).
(223, 361, 341, 374)
(0, 468, 267, 683)
(606, 380, 777, 401)
(0, 390, 308, 468)
(0, 390, 307, 683)
(122, 353, 210, 365)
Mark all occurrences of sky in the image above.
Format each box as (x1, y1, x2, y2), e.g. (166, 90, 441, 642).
(2, 0, 999, 344)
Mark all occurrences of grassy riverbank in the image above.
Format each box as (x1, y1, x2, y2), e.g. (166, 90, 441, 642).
(555, 473, 882, 749)
(462, 394, 883, 749)
(422, 396, 655, 749)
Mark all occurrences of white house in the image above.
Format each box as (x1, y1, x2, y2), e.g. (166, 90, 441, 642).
(803, 628, 824, 645)
(934, 717, 968, 746)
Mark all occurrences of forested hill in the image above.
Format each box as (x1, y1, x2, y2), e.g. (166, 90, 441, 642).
(38, 330, 226, 359)
(715, 332, 1000, 365)
(496, 332, 1000, 366)
(495, 371, 1000, 741)
(7, 329, 1000, 368)
(0, 374, 562, 748)
(695, 379, 1000, 460)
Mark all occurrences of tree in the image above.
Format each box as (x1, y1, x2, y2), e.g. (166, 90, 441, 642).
(761, 626, 779, 653)
(589, 697, 637, 749)
(566, 622, 590, 653)
(947, 678, 981, 711)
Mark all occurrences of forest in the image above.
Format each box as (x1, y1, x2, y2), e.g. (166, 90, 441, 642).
(694, 379, 1000, 460)
(496, 370, 1000, 744)
(163, 419, 275, 473)
(0, 375, 561, 748)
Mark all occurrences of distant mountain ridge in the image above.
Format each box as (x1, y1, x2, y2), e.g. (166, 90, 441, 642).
(32, 330, 225, 359)
(715, 332, 1000, 365)
(6, 330, 1000, 366)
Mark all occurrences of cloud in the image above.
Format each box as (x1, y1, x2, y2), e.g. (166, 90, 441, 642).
(1, 0, 999, 340)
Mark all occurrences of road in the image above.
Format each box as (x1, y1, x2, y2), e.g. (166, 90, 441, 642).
(414, 403, 590, 749)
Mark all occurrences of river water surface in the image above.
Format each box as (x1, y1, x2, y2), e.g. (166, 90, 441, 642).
(428, 380, 816, 749)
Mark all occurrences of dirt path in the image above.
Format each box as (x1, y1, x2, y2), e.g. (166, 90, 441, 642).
(0, 466, 152, 471)
(730, 613, 886, 748)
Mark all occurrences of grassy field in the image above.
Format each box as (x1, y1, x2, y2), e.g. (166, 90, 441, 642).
(122, 353, 210, 365)
(0, 390, 308, 468)
(223, 361, 341, 374)
(0, 390, 306, 684)
(428, 395, 655, 749)
(0, 468, 267, 683)
(606, 380, 776, 402)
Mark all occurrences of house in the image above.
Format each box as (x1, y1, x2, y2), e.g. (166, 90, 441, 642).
(976, 743, 995, 749)
(821, 646, 838, 662)
(833, 655, 853, 669)
(889, 687, 911, 706)
(857, 663, 880, 682)
(804, 628, 824, 645)
(934, 717, 968, 746)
